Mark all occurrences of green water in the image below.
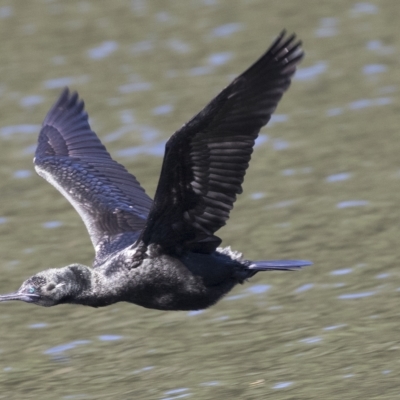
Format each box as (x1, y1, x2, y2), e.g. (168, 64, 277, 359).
(0, 0, 399, 398)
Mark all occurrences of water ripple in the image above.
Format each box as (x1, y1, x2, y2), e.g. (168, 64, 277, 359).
(116, 142, 165, 158)
(119, 82, 152, 93)
(273, 138, 289, 151)
(366, 40, 394, 55)
(44, 340, 91, 355)
(247, 284, 271, 294)
(300, 337, 322, 344)
(42, 221, 63, 229)
(165, 388, 189, 395)
(326, 107, 343, 117)
(0, 6, 13, 19)
(20, 95, 44, 108)
(43, 76, 88, 89)
(323, 324, 346, 331)
(161, 395, 190, 400)
(132, 366, 154, 374)
(338, 291, 376, 299)
(200, 381, 220, 386)
(348, 97, 391, 110)
(350, 2, 378, 16)
(326, 172, 351, 182)
(29, 323, 48, 329)
(376, 273, 390, 279)
(0, 125, 40, 138)
(13, 170, 32, 179)
(211, 23, 243, 37)
(282, 168, 312, 176)
(187, 310, 205, 317)
(337, 200, 369, 209)
(152, 104, 174, 115)
(330, 268, 353, 275)
(98, 335, 122, 341)
(250, 192, 265, 200)
(87, 41, 118, 60)
(224, 293, 247, 301)
(294, 283, 314, 293)
(167, 39, 191, 54)
(189, 66, 213, 76)
(363, 64, 387, 75)
(131, 40, 154, 54)
(269, 114, 288, 126)
(254, 134, 268, 147)
(162, 387, 191, 400)
(295, 62, 327, 81)
(208, 52, 232, 66)
(315, 18, 338, 37)
(272, 381, 293, 389)
(267, 200, 297, 209)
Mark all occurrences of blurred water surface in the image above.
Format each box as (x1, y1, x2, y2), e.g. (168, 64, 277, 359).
(0, 0, 400, 398)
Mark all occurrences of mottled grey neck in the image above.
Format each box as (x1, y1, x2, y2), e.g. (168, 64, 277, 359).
(59, 264, 124, 307)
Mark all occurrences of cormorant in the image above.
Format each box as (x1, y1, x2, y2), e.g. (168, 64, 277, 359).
(0, 31, 311, 310)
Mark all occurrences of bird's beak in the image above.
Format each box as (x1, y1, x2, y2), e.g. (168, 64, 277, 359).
(0, 292, 39, 303)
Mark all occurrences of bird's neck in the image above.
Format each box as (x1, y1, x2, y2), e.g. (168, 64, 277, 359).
(60, 264, 124, 307)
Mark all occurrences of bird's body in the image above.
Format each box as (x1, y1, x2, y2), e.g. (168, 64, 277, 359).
(0, 31, 311, 310)
(40, 246, 246, 310)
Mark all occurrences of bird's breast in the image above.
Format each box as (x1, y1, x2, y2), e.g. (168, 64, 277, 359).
(122, 253, 238, 311)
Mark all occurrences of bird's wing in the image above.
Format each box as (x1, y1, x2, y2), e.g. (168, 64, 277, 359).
(139, 32, 303, 255)
(34, 88, 153, 264)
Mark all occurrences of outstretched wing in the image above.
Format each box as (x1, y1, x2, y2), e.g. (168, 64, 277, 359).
(140, 32, 304, 255)
(35, 88, 153, 264)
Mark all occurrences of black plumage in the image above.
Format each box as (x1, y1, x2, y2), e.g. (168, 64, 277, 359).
(0, 32, 311, 310)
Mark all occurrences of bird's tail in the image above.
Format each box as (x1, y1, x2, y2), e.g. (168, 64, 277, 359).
(246, 260, 312, 274)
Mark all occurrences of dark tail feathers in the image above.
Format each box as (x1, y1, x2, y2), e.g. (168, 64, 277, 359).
(247, 259, 312, 272)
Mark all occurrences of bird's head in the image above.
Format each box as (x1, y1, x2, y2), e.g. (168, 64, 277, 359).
(0, 265, 90, 307)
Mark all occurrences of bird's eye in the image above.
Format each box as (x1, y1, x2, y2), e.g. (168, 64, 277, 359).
(28, 287, 36, 294)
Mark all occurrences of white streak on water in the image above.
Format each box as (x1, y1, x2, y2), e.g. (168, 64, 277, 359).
(348, 97, 391, 109)
(363, 64, 387, 75)
(294, 283, 314, 293)
(326, 172, 351, 182)
(43, 76, 89, 89)
(295, 62, 327, 81)
(338, 291, 376, 299)
(20, 95, 44, 108)
(44, 340, 91, 355)
(300, 337, 322, 344)
(87, 41, 118, 59)
(208, 52, 232, 66)
(119, 82, 152, 93)
(350, 2, 378, 15)
(272, 382, 293, 389)
(13, 170, 32, 179)
(211, 23, 243, 37)
(152, 104, 174, 115)
(98, 335, 123, 341)
(42, 221, 63, 229)
(323, 324, 346, 330)
(337, 200, 369, 209)
(330, 268, 353, 275)
(247, 284, 271, 294)
(0, 125, 40, 137)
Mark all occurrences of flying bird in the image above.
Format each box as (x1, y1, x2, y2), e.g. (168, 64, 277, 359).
(0, 31, 311, 310)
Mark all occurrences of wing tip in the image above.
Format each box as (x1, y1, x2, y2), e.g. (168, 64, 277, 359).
(43, 86, 86, 127)
(270, 30, 304, 64)
(236, 29, 304, 84)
